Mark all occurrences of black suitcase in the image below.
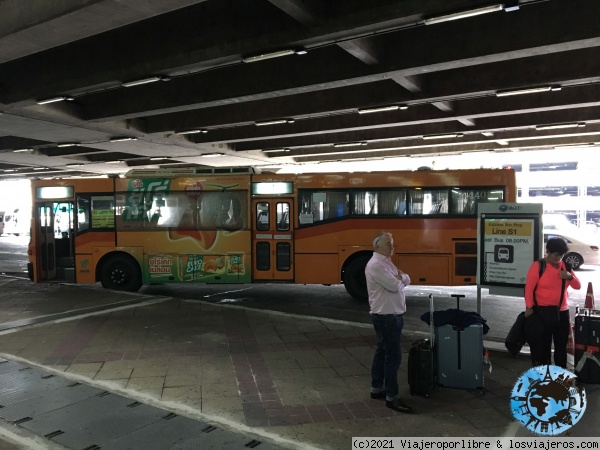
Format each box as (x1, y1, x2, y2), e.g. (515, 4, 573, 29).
(574, 307, 600, 384)
(505, 311, 527, 357)
(408, 294, 436, 397)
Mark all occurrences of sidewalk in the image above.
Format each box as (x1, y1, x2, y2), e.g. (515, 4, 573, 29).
(0, 276, 597, 449)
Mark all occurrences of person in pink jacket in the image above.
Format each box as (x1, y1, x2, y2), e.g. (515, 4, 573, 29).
(524, 238, 581, 367)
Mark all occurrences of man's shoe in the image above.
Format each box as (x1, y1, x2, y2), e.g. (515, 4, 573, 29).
(386, 398, 413, 413)
(370, 392, 385, 400)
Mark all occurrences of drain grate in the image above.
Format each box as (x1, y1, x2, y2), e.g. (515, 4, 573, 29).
(1, 359, 288, 450)
(0, 383, 98, 422)
(44, 430, 64, 439)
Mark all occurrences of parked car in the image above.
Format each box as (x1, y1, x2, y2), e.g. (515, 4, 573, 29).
(544, 231, 600, 270)
(2, 209, 29, 236)
(543, 213, 574, 230)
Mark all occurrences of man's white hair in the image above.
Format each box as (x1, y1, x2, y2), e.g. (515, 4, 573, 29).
(372, 231, 390, 248)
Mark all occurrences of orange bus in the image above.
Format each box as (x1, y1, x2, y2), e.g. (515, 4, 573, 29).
(27, 167, 516, 299)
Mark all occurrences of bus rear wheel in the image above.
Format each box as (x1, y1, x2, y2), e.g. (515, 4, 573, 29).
(343, 254, 371, 301)
(100, 255, 142, 292)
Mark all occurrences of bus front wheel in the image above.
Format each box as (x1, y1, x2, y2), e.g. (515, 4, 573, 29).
(100, 255, 142, 292)
(343, 254, 371, 301)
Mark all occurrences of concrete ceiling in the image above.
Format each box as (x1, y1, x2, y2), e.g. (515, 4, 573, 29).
(1, 0, 599, 180)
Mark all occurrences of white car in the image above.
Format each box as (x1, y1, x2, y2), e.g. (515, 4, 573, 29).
(544, 231, 600, 270)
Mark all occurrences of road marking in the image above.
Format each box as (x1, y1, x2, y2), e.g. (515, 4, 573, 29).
(202, 286, 259, 298)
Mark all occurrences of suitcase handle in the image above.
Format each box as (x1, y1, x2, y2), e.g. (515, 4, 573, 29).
(451, 294, 465, 369)
(451, 294, 465, 310)
(429, 293, 435, 347)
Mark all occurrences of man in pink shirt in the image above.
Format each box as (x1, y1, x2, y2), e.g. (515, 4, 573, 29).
(366, 231, 413, 413)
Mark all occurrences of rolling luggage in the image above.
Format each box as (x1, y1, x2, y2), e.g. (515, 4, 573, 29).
(574, 307, 600, 384)
(408, 294, 436, 397)
(435, 294, 484, 390)
(505, 311, 527, 357)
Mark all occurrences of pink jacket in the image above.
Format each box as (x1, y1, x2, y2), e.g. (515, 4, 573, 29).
(524, 260, 581, 310)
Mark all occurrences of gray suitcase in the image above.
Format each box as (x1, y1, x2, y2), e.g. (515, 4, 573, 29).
(435, 294, 484, 390)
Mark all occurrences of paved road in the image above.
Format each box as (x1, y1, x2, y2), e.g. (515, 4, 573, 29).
(0, 234, 29, 276)
(2, 233, 599, 343)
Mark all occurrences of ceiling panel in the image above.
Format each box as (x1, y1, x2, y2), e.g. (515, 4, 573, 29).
(0, 0, 599, 180)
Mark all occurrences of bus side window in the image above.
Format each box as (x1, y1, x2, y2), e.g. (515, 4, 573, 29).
(276, 203, 290, 231)
(450, 188, 503, 215)
(256, 202, 269, 231)
(177, 208, 195, 228)
(409, 189, 448, 215)
(223, 195, 243, 230)
(77, 197, 90, 233)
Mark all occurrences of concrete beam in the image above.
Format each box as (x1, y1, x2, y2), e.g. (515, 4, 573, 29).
(0, 0, 208, 64)
(2, 0, 599, 111)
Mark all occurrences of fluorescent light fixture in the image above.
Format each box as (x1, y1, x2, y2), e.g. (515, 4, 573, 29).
(496, 86, 552, 97)
(255, 119, 295, 126)
(57, 143, 80, 147)
(253, 182, 294, 195)
(423, 4, 504, 25)
(554, 143, 596, 150)
(481, 131, 494, 137)
(333, 142, 368, 147)
(262, 148, 291, 153)
(13, 148, 33, 153)
(243, 49, 305, 63)
(422, 133, 463, 140)
(358, 105, 406, 114)
(122, 76, 164, 87)
(106, 160, 124, 164)
(496, 140, 510, 145)
(36, 96, 73, 105)
(3, 169, 16, 173)
(66, 163, 84, 167)
(200, 153, 223, 157)
(150, 157, 171, 161)
(110, 137, 138, 142)
(535, 122, 585, 130)
(33, 167, 47, 170)
(175, 129, 207, 135)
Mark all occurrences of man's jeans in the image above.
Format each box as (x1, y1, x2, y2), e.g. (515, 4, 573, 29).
(371, 314, 404, 401)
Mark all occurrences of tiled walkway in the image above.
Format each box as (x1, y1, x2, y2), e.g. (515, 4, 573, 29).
(0, 277, 598, 449)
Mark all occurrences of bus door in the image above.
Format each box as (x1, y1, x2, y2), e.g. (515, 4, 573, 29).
(35, 202, 75, 282)
(252, 199, 294, 281)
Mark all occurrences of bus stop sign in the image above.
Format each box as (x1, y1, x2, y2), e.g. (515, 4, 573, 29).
(477, 202, 543, 296)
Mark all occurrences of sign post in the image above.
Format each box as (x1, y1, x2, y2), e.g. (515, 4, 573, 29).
(476, 203, 544, 313)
